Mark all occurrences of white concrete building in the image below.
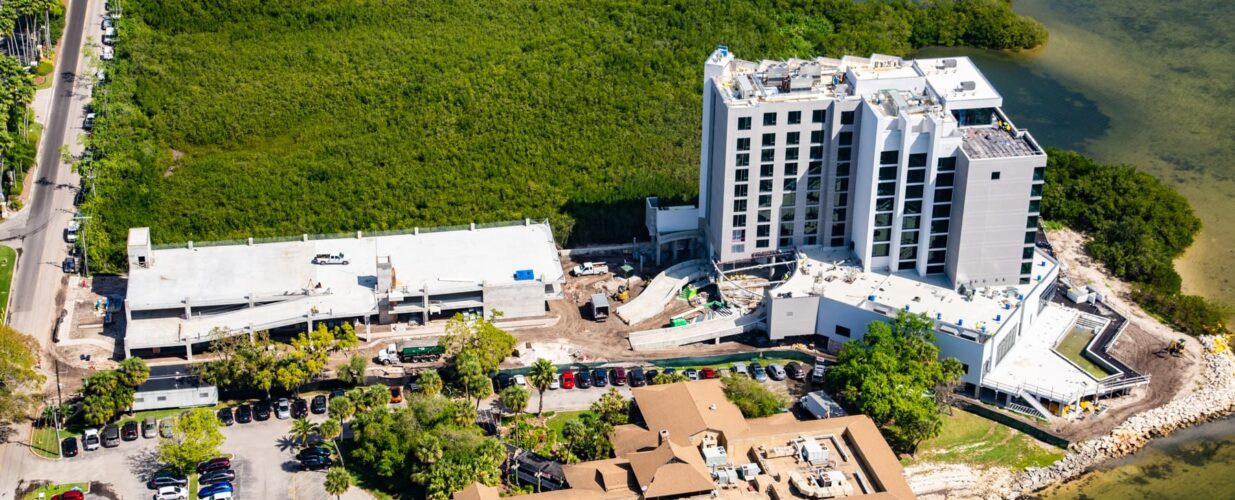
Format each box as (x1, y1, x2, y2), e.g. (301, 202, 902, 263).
(682, 48, 1146, 417)
(123, 220, 564, 358)
(132, 364, 218, 411)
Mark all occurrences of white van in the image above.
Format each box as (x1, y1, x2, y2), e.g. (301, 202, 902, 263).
(82, 428, 100, 450)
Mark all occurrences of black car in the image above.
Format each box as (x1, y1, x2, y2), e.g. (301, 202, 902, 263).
(292, 398, 309, 418)
(254, 400, 272, 421)
(576, 369, 592, 389)
(591, 369, 607, 388)
(197, 457, 231, 474)
(493, 373, 512, 392)
(217, 407, 235, 426)
(61, 436, 78, 457)
(311, 395, 328, 414)
(296, 446, 332, 460)
(146, 470, 188, 489)
(62, 257, 78, 274)
(300, 455, 333, 471)
(199, 469, 236, 485)
(122, 420, 139, 441)
(236, 404, 252, 423)
(629, 367, 646, 387)
(785, 362, 804, 380)
(645, 369, 659, 384)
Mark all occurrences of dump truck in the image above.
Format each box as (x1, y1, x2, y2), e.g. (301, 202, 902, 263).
(376, 343, 399, 365)
(399, 342, 446, 363)
(571, 262, 609, 276)
(590, 293, 610, 322)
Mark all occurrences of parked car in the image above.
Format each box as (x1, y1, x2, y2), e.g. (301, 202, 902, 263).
(217, 407, 234, 426)
(300, 455, 333, 471)
(199, 469, 235, 485)
(629, 367, 646, 387)
(235, 404, 252, 424)
(611, 367, 628, 386)
(292, 398, 309, 418)
(732, 362, 749, 378)
(561, 370, 575, 389)
(275, 398, 291, 419)
(785, 362, 805, 380)
(576, 369, 592, 389)
(82, 428, 100, 451)
(61, 436, 78, 457)
(311, 394, 328, 414)
(197, 457, 231, 474)
(159, 418, 174, 438)
(592, 369, 607, 388)
(701, 367, 717, 379)
(549, 377, 560, 390)
(750, 362, 767, 382)
(102, 424, 120, 447)
(53, 490, 84, 500)
(512, 374, 528, 387)
(207, 493, 232, 500)
(142, 416, 157, 438)
(684, 368, 699, 380)
(196, 482, 232, 498)
(389, 385, 403, 404)
(82, 112, 95, 130)
(296, 446, 332, 460)
(644, 369, 659, 384)
(663, 367, 677, 377)
(767, 363, 787, 381)
(493, 373, 512, 391)
(255, 400, 271, 421)
(62, 257, 78, 274)
(122, 420, 139, 440)
(311, 253, 349, 265)
(147, 470, 189, 489)
(153, 485, 187, 500)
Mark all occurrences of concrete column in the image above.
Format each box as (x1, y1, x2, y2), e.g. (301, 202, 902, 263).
(184, 340, 193, 361)
(124, 299, 133, 324)
(306, 318, 313, 334)
(183, 299, 192, 320)
(248, 294, 254, 309)
(422, 289, 430, 325)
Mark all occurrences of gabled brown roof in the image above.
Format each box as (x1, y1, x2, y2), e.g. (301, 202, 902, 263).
(629, 379, 748, 446)
(625, 440, 715, 498)
(610, 423, 661, 457)
(452, 483, 501, 500)
(562, 458, 640, 498)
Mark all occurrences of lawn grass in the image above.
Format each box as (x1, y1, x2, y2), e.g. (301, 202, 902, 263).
(545, 410, 588, 439)
(904, 410, 1064, 470)
(31, 425, 79, 459)
(0, 245, 16, 320)
(1054, 329, 1114, 379)
(23, 483, 89, 500)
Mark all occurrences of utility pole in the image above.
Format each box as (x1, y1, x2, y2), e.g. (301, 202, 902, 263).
(73, 215, 92, 276)
(53, 358, 63, 458)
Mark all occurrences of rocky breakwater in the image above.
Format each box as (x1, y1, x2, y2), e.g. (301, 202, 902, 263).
(1010, 335, 1235, 495)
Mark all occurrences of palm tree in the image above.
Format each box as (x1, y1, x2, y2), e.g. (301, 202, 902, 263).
(324, 467, 351, 499)
(290, 417, 318, 445)
(499, 385, 530, 416)
(528, 358, 556, 416)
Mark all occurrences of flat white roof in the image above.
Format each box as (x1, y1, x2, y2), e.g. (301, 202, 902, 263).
(982, 303, 1097, 402)
(774, 247, 1057, 339)
(125, 222, 564, 348)
(915, 57, 1002, 109)
(128, 227, 150, 246)
(654, 206, 699, 234)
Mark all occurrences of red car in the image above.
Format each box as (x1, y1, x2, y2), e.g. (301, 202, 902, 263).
(701, 367, 716, 379)
(561, 370, 575, 389)
(53, 491, 83, 500)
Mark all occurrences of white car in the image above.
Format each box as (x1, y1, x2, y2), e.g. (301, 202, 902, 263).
(153, 485, 186, 500)
(101, 46, 114, 60)
(275, 398, 291, 419)
(513, 375, 527, 387)
(82, 428, 101, 450)
(549, 378, 560, 390)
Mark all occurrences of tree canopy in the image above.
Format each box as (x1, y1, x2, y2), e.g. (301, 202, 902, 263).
(1042, 148, 1229, 335)
(158, 407, 224, 474)
(81, 357, 149, 426)
(721, 375, 788, 418)
(82, 0, 1046, 271)
(826, 312, 964, 453)
(0, 325, 43, 427)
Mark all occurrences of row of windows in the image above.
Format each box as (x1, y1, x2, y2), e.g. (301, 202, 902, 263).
(737, 109, 829, 131)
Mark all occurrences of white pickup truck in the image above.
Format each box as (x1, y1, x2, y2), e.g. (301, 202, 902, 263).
(312, 253, 349, 265)
(571, 262, 609, 276)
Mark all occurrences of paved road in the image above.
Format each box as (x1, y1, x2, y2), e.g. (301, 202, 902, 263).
(5, 0, 90, 343)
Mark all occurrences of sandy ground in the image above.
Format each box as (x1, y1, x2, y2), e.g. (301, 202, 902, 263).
(903, 463, 1014, 500)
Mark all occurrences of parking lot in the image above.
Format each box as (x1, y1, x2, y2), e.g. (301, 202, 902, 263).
(14, 409, 360, 499)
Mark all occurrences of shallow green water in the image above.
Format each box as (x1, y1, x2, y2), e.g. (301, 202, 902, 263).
(920, 0, 1235, 302)
(916, 1, 1235, 495)
(1037, 417, 1235, 499)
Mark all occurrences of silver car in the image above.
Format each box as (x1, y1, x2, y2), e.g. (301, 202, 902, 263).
(275, 397, 291, 419)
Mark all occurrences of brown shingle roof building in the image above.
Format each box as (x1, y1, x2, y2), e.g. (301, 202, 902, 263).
(455, 380, 915, 500)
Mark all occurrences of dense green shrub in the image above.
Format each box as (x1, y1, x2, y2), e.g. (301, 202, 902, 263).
(1041, 148, 1229, 335)
(85, 0, 1046, 271)
(721, 374, 788, 418)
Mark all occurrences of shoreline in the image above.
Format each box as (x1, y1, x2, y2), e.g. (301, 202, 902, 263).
(1010, 335, 1235, 495)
